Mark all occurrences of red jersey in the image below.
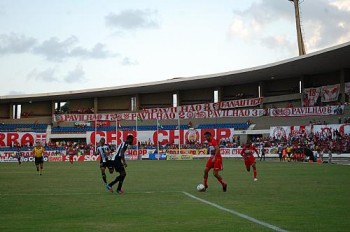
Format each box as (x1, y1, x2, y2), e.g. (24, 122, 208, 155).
(241, 145, 258, 158)
(206, 138, 223, 171)
(207, 139, 221, 158)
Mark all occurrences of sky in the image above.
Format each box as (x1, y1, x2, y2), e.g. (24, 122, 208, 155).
(0, 0, 350, 96)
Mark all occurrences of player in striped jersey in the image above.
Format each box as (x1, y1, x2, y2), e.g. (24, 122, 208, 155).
(106, 135, 134, 194)
(96, 138, 113, 186)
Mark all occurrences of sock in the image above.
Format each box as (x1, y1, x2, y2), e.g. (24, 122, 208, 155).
(117, 180, 124, 191)
(204, 178, 208, 188)
(217, 177, 226, 187)
(117, 175, 126, 191)
(109, 176, 121, 187)
(102, 173, 107, 184)
(253, 168, 257, 178)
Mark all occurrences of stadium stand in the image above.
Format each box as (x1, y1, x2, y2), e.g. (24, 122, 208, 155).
(0, 42, 350, 160)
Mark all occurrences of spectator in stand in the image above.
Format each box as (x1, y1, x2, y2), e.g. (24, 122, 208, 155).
(286, 144, 293, 162)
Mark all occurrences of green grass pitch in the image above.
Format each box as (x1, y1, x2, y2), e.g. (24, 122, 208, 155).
(0, 159, 349, 232)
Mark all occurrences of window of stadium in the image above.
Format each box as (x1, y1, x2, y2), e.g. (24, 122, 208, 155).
(13, 104, 21, 119)
(131, 97, 137, 111)
(55, 101, 68, 114)
(214, 90, 219, 103)
(173, 93, 177, 107)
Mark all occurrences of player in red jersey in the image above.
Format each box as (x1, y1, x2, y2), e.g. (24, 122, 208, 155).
(240, 141, 260, 181)
(203, 131, 227, 192)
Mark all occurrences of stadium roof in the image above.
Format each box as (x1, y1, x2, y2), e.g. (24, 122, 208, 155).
(1, 41, 350, 104)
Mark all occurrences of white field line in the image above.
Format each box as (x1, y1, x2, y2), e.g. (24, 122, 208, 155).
(182, 191, 288, 232)
(0, 190, 181, 196)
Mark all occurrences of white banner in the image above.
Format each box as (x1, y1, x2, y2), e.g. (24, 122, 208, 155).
(53, 114, 117, 122)
(269, 105, 344, 117)
(53, 97, 264, 122)
(270, 124, 350, 139)
(303, 87, 321, 107)
(0, 132, 47, 147)
(321, 84, 340, 102)
(270, 126, 312, 139)
(345, 82, 350, 96)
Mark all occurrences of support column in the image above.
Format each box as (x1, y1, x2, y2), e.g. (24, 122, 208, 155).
(94, 97, 98, 114)
(340, 69, 345, 104)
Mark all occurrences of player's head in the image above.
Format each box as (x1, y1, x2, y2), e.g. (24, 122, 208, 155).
(99, 138, 105, 145)
(35, 141, 41, 146)
(246, 140, 251, 146)
(204, 131, 212, 141)
(126, 135, 134, 145)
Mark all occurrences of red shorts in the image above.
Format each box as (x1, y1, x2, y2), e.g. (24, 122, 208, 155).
(244, 156, 256, 167)
(206, 156, 223, 171)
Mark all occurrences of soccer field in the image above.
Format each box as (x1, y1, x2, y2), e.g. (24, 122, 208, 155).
(0, 159, 349, 232)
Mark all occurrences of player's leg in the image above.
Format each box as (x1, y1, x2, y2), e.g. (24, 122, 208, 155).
(213, 158, 227, 192)
(39, 160, 44, 175)
(116, 168, 126, 193)
(107, 161, 114, 174)
(213, 170, 227, 192)
(35, 158, 39, 172)
(244, 159, 250, 172)
(100, 165, 107, 184)
(108, 164, 126, 193)
(252, 162, 257, 181)
(203, 157, 214, 189)
(203, 166, 210, 190)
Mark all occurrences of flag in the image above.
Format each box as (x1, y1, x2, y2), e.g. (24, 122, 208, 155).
(157, 122, 163, 129)
(136, 116, 143, 122)
(35, 133, 47, 144)
(321, 84, 340, 102)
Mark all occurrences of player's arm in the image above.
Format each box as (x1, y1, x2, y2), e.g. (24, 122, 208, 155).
(214, 144, 220, 157)
(120, 146, 128, 167)
(240, 147, 245, 158)
(211, 143, 220, 162)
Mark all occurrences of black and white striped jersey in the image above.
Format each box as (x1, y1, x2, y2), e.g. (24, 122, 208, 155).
(96, 144, 110, 162)
(112, 142, 129, 161)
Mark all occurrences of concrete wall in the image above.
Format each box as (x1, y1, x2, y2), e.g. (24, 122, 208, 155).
(179, 88, 213, 105)
(139, 92, 173, 109)
(98, 95, 131, 112)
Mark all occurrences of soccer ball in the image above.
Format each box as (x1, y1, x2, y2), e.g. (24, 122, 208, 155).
(196, 183, 205, 192)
